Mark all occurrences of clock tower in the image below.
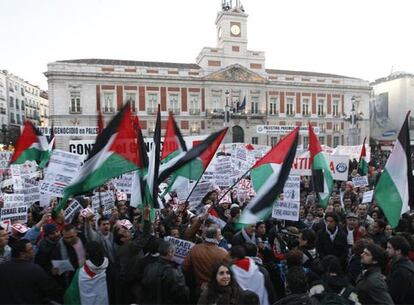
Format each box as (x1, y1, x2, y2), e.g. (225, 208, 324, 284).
(196, 0, 265, 74)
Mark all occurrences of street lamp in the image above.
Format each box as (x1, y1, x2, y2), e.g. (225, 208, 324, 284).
(343, 96, 364, 145)
(224, 89, 230, 126)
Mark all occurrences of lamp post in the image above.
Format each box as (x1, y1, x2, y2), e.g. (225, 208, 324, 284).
(224, 89, 230, 126)
(344, 96, 363, 146)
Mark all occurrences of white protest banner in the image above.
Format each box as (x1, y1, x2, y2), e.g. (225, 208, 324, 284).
(112, 173, 134, 195)
(68, 140, 95, 158)
(3, 194, 25, 208)
(39, 192, 53, 208)
(0, 152, 12, 172)
(10, 161, 37, 179)
(352, 176, 369, 188)
(37, 126, 100, 137)
(0, 206, 28, 222)
(64, 200, 83, 223)
(332, 145, 371, 162)
(13, 185, 41, 205)
(40, 150, 84, 197)
(257, 125, 320, 135)
(188, 181, 212, 212)
(362, 190, 374, 204)
(164, 236, 194, 265)
(91, 192, 115, 215)
(290, 152, 349, 181)
(272, 201, 300, 221)
(272, 175, 301, 221)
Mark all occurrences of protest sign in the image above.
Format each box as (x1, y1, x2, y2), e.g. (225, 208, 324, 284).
(0, 219, 11, 232)
(207, 214, 227, 229)
(0, 206, 28, 222)
(188, 181, 212, 212)
(272, 175, 301, 221)
(3, 194, 25, 208)
(256, 125, 320, 135)
(362, 190, 374, 204)
(112, 173, 134, 195)
(10, 162, 37, 179)
(0, 152, 12, 176)
(91, 192, 115, 215)
(40, 150, 84, 197)
(164, 236, 194, 265)
(80, 208, 94, 218)
(332, 145, 371, 162)
(64, 200, 83, 223)
(39, 192, 53, 208)
(352, 176, 369, 187)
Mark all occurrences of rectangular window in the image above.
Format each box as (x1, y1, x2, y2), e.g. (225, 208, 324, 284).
(250, 97, 259, 114)
(303, 136, 309, 149)
(125, 92, 136, 112)
(21, 115, 25, 122)
(190, 121, 200, 134)
(70, 92, 81, 113)
(318, 136, 325, 145)
(317, 98, 325, 116)
(147, 93, 158, 114)
(16, 114, 21, 125)
(168, 93, 180, 114)
(333, 123, 340, 132)
(302, 98, 310, 116)
(252, 137, 258, 145)
(10, 112, 15, 124)
(286, 97, 294, 116)
(269, 97, 278, 115)
(212, 96, 221, 113)
(189, 94, 200, 115)
(16, 99, 19, 110)
(270, 136, 278, 146)
(332, 99, 339, 117)
(9, 97, 14, 108)
(318, 123, 324, 133)
(103, 92, 114, 113)
(333, 136, 340, 148)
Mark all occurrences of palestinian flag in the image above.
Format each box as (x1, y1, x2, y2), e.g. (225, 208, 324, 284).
(309, 123, 333, 208)
(160, 113, 192, 197)
(64, 259, 109, 305)
(375, 112, 414, 228)
(130, 114, 149, 208)
(144, 105, 161, 209)
(239, 127, 299, 225)
(10, 121, 48, 165)
(55, 103, 140, 212)
(158, 128, 228, 187)
(358, 137, 369, 176)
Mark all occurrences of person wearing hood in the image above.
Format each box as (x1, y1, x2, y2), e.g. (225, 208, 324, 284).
(386, 236, 414, 304)
(230, 245, 269, 305)
(64, 241, 110, 305)
(355, 243, 394, 305)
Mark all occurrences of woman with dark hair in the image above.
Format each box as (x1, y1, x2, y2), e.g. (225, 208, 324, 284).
(197, 263, 242, 305)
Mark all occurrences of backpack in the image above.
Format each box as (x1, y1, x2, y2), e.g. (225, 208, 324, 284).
(317, 286, 354, 305)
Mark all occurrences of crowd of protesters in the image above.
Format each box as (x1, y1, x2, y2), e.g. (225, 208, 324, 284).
(1, 157, 414, 305)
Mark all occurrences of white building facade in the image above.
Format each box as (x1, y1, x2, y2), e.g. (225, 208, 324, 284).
(46, 1, 371, 150)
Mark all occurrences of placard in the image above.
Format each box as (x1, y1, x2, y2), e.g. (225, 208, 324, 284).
(164, 236, 195, 265)
(64, 200, 83, 223)
(272, 201, 300, 221)
(3, 194, 25, 208)
(362, 190, 374, 203)
(352, 176, 369, 188)
(188, 181, 212, 212)
(91, 192, 115, 215)
(0, 206, 28, 222)
(112, 173, 134, 195)
(40, 150, 84, 197)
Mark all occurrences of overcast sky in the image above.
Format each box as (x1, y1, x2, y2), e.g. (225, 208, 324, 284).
(0, 0, 413, 90)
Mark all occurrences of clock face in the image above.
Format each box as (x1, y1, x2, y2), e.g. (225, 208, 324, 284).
(230, 24, 241, 36)
(218, 27, 222, 39)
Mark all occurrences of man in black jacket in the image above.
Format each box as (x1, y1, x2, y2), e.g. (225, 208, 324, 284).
(0, 239, 63, 304)
(315, 212, 347, 266)
(141, 240, 189, 304)
(34, 223, 61, 275)
(386, 236, 414, 304)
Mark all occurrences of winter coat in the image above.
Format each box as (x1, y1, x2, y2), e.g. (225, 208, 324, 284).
(316, 226, 347, 264)
(140, 257, 189, 305)
(0, 259, 63, 304)
(355, 266, 394, 305)
(387, 257, 414, 305)
(34, 237, 59, 275)
(274, 293, 319, 305)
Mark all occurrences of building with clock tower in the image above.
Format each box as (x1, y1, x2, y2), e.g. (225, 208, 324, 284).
(46, 0, 371, 151)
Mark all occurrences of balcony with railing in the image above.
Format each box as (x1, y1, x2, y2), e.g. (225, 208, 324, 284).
(102, 107, 115, 114)
(168, 108, 180, 115)
(286, 111, 296, 117)
(189, 108, 200, 115)
(268, 110, 279, 116)
(302, 111, 311, 117)
(317, 112, 326, 117)
(69, 106, 82, 114)
(147, 107, 157, 115)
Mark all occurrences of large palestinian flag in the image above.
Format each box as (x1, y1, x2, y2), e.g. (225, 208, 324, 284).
(10, 121, 48, 165)
(375, 112, 414, 228)
(358, 137, 369, 176)
(158, 128, 228, 186)
(239, 127, 299, 225)
(309, 123, 333, 208)
(55, 103, 141, 212)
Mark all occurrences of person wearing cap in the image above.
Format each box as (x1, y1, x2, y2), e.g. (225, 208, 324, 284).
(386, 236, 414, 304)
(355, 243, 394, 305)
(34, 223, 61, 276)
(344, 212, 365, 257)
